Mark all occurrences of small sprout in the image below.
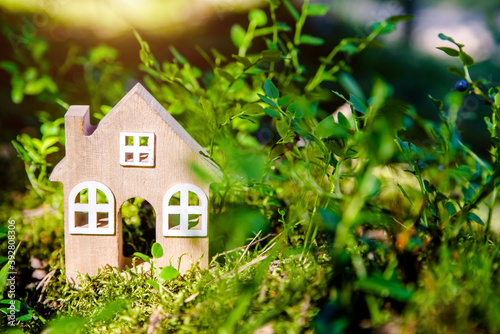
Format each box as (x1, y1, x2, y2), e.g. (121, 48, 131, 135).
(455, 79, 469, 92)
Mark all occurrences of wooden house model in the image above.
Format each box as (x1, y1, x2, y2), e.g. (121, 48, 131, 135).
(50, 83, 218, 282)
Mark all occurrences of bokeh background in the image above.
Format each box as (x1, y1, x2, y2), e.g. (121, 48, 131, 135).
(1, 0, 499, 197)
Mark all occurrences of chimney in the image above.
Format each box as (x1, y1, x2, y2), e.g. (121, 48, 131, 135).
(64, 105, 96, 159)
(65, 106, 95, 137)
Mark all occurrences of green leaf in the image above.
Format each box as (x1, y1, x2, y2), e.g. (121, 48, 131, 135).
(211, 48, 227, 62)
(44, 147, 59, 155)
(45, 317, 85, 332)
(264, 79, 279, 99)
(232, 55, 253, 68)
(332, 90, 349, 103)
(494, 92, 500, 110)
(40, 137, 59, 155)
(32, 39, 48, 61)
(0, 260, 11, 296)
(169, 46, 187, 65)
(438, 33, 464, 47)
(278, 95, 292, 108)
(337, 112, 351, 130)
(315, 116, 349, 139)
(147, 279, 160, 291)
(151, 243, 163, 259)
(249, 9, 267, 27)
(260, 50, 282, 62)
(89, 45, 118, 65)
(230, 24, 246, 48)
(276, 120, 290, 139)
(11, 140, 29, 162)
(428, 95, 443, 112)
(447, 66, 465, 77)
(276, 22, 292, 31)
(283, 0, 300, 21)
(459, 50, 474, 66)
(355, 274, 412, 301)
(371, 22, 396, 34)
(0, 242, 19, 296)
(241, 103, 264, 115)
(216, 68, 235, 83)
(287, 102, 305, 118)
(258, 93, 280, 109)
(436, 47, 459, 57)
(468, 212, 485, 226)
(133, 252, 150, 263)
(264, 107, 281, 119)
(299, 35, 325, 46)
(307, 3, 329, 16)
(56, 98, 70, 110)
(397, 184, 413, 205)
(350, 94, 367, 114)
(11, 76, 24, 104)
(16, 311, 34, 321)
(340, 42, 357, 55)
(94, 299, 128, 322)
(0, 299, 33, 322)
(438, 33, 455, 43)
(445, 202, 456, 215)
(160, 266, 179, 281)
(339, 72, 365, 101)
(0, 61, 18, 74)
(386, 14, 414, 23)
(24, 67, 37, 81)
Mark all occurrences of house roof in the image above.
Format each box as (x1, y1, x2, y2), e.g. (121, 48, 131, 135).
(50, 83, 221, 182)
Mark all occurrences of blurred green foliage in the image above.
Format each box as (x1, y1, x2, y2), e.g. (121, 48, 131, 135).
(1, 0, 500, 333)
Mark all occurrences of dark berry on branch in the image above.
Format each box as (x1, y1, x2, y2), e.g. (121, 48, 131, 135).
(455, 79, 469, 92)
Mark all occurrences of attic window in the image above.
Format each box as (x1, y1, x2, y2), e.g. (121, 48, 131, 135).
(163, 184, 208, 237)
(68, 181, 115, 235)
(120, 132, 155, 167)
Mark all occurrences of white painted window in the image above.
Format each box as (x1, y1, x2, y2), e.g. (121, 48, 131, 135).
(120, 132, 155, 167)
(163, 184, 207, 237)
(69, 181, 115, 235)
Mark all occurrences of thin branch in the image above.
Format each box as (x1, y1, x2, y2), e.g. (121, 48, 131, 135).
(206, 254, 269, 286)
(37, 269, 57, 303)
(237, 230, 262, 265)
(211, 233, 276, 260)
(160, 284, 175, 296)
(184, 292, 199, 303)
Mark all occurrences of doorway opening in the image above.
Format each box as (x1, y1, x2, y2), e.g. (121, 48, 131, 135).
(121, 198, 156, 258)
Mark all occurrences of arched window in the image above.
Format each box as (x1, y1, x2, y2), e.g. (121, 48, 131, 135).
(163, 184, 207, 237)
(68, 181, 115, 235)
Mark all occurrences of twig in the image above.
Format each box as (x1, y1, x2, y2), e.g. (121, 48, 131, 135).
(237, 231, 262, 265)
(160, 284, 175, 296)
(299, 294, 311, 326)
(36, 269, 57, 303)
(147, 308, 163, 334)
(392, 217, 408, 229)
(211, 233, 276, 260)
(206, 254, 269, 286)
(260, 242, 276, 257)
(184, 291, 199, 303)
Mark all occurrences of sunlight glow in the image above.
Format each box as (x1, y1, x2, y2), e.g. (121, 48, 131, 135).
(0, 0, 264, 37)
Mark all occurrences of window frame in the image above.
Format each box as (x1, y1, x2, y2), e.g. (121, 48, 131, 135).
(119, 132, 155, 167)
(68, 181, 115, 235)
(163, 183, 208, 237)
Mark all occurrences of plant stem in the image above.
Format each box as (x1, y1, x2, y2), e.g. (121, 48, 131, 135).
(300, 152, 331, 261)
(293, 0, 309, 45)
(305, 21, 387, 92)
(485, 187, 496, 238)
(268, 2, 279, 80)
